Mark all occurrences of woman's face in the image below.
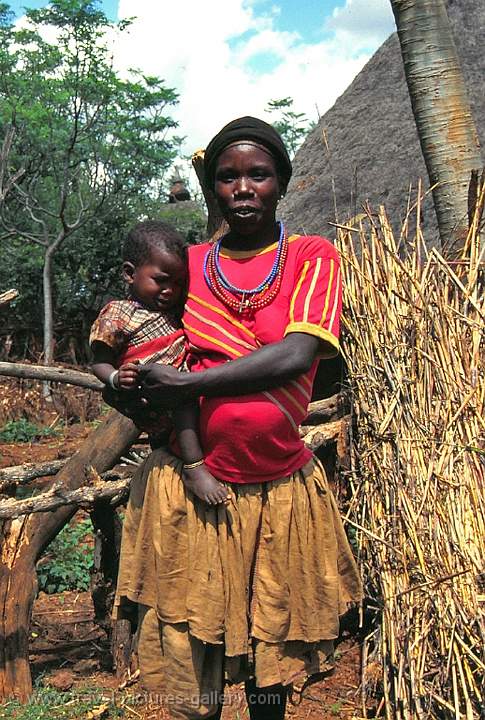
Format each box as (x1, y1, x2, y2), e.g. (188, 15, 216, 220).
(213, 143, 280, 237)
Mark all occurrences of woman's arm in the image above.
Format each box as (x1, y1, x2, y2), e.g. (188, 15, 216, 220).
(137, 332, 320, 407)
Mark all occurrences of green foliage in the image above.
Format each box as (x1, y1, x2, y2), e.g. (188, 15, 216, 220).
(158, 202, 207, 245)
(0, 419, 58, 443)
(0, 686, 123, 719)
(0, 0, 183, 360)
(265, 96, 315, 157)
(37, 517, 94, 593)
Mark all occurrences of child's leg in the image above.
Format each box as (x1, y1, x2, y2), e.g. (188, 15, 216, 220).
(175, 403, 229, 505)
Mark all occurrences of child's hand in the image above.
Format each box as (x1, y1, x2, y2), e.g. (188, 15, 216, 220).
(116, 362, 140, 390)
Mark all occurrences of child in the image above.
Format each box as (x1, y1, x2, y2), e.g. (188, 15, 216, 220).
(90, 220, 228, 505)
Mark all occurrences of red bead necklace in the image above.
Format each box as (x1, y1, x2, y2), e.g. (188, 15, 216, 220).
(204, 225, 288, 313)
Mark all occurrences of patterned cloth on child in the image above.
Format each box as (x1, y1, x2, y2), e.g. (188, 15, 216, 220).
(89, 299, 186, 437)
(89, 299, 185, 367)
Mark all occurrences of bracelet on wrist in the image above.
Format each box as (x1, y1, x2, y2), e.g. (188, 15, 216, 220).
(107, 370, 119, 389)
(183, 459, 205, 470)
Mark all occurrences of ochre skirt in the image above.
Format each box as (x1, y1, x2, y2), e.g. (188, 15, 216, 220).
(114, 450, 362, 711)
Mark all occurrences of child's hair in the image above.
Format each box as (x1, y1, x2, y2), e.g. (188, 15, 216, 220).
(123, 220, 187, 267)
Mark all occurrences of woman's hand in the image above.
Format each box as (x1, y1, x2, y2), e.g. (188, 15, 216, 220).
(137, 363, 194, 409)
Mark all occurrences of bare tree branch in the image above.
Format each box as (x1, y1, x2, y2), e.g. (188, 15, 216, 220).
(0, 412, 347, 518)
(0, 361, 103, 390)
(0, 459, 68, 491)
(0, 364, 346, 423)
(0, 222, 47, 246)
(14, 182, 50, 231)
(0, 289, 18, 307)
(303, 393, 349, 425)
(0, 469, 134, 519)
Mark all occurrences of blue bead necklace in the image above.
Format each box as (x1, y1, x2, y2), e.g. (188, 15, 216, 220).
(203, 221, 288, 313)
(213, 220, 285, 295)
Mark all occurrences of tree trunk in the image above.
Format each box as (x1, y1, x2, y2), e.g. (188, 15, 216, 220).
(0, 517, 38, 701)
(390, 0, 482, 258)
(0, 411, 139, 701)
(42, 248, 55, 367)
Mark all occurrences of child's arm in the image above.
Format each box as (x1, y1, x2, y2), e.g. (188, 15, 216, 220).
(174, 403, 229, 504)
(91, 341, 139, 390)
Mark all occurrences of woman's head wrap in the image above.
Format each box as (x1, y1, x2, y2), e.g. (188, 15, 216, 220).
(204, 116, 292, 193)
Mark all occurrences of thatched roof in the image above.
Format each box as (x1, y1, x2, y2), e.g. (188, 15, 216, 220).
(279, 0, 484, 244)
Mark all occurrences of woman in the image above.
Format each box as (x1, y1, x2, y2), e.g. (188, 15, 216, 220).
(114, 116, 362, 720)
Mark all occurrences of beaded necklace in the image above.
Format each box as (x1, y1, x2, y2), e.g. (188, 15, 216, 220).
(203, 221, 288, 313)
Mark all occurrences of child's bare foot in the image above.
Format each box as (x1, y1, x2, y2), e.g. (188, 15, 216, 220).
(183, 464, 230, 505)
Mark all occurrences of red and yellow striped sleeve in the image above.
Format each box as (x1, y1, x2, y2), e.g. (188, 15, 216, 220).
(285, 236, 342, 358)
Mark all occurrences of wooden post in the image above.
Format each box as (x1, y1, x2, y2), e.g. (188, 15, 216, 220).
(0, 411, 140, 701)
(89, 499, 124, 634)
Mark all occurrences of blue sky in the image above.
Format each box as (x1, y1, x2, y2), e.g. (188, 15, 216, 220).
(8, 0, 396, 160)
(8, 0, 118, 20)
(7, 0, 378, 37)
(8, 0, 394, 55)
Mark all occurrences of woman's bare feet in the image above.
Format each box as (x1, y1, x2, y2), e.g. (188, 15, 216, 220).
(183, 464, 230, 505)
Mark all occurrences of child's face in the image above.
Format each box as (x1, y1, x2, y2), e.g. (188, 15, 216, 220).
(124, 246, 186, 311)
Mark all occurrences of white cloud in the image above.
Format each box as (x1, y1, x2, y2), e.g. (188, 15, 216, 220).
(325, 0, 395, 50)
(113, 0, 395, 168)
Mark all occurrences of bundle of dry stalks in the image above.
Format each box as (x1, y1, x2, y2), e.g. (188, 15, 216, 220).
(336, 187, 485, 719)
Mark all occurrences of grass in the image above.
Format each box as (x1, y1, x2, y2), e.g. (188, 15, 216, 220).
(0, 687, 123, 719)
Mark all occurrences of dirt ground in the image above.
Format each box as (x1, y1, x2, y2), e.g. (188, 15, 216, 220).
(28, 589, 363, 719)
(28, 595, 364, 719)
(0, 379, 368, 719)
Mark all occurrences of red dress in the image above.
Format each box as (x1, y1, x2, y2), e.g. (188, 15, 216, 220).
(183, 233, 342, 484)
